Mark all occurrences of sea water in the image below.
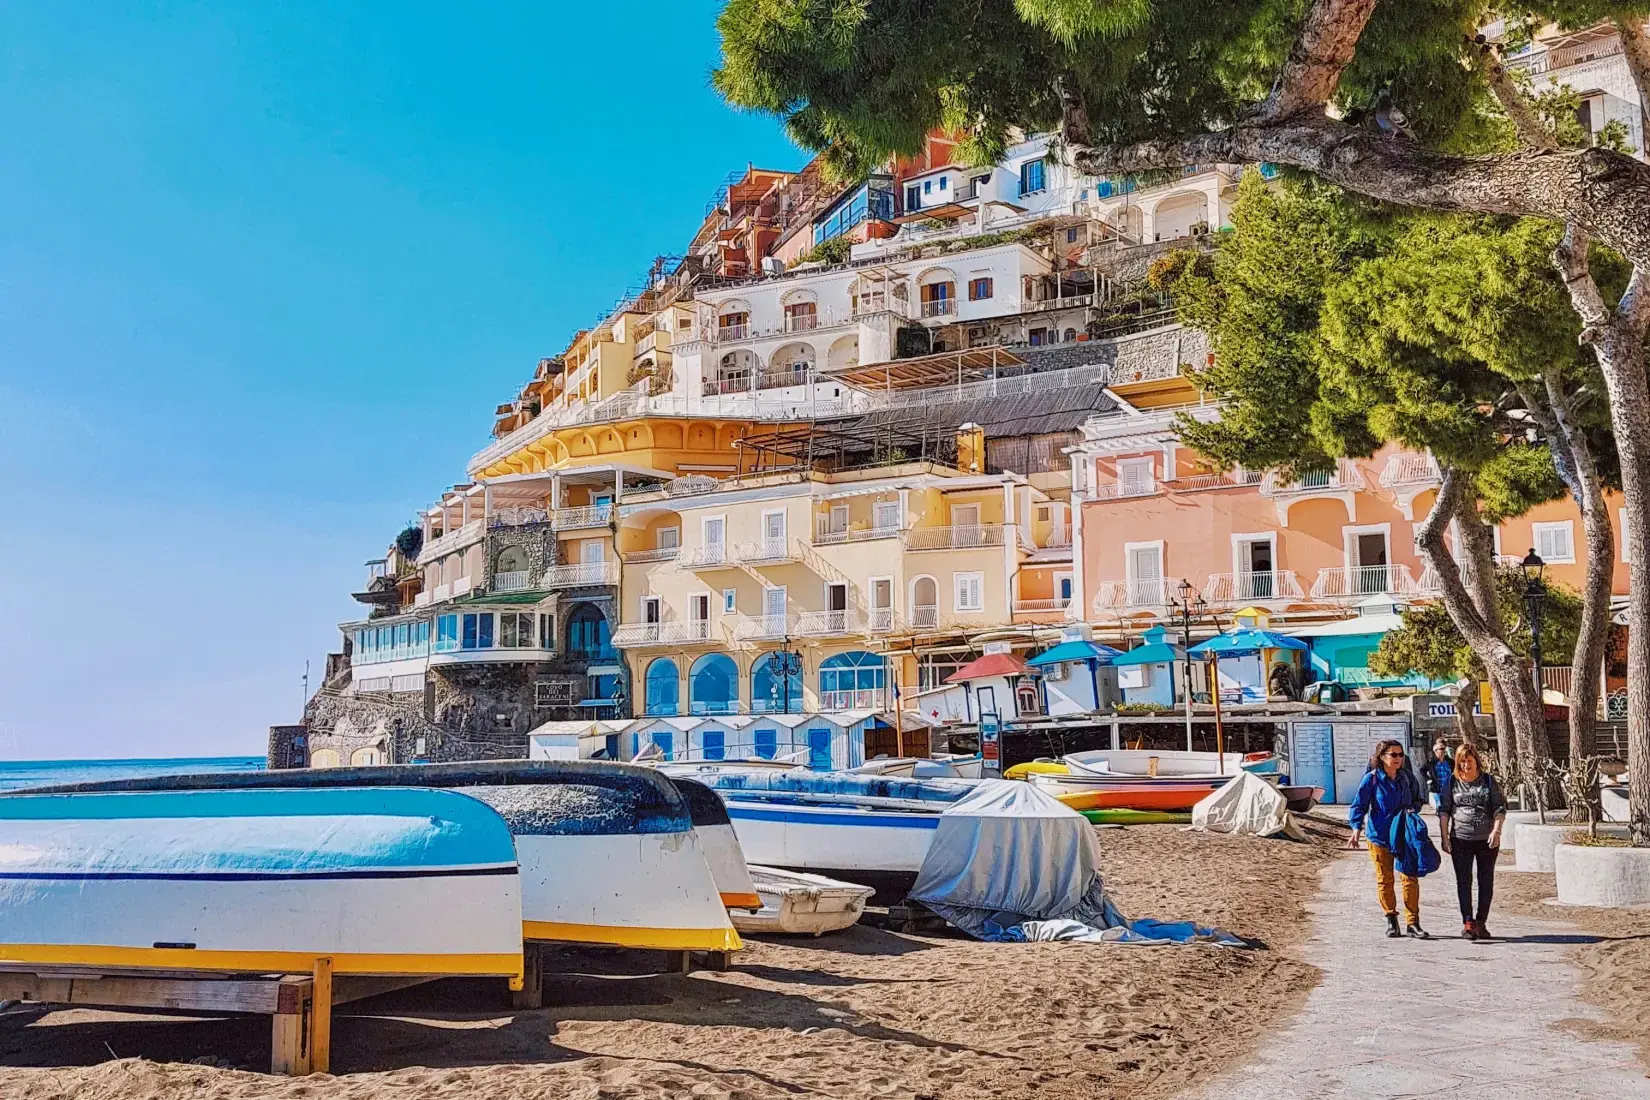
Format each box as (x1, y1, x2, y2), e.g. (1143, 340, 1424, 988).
(0, 756, 265, 792)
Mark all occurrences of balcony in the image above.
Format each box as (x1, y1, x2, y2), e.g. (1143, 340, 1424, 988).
(1093, 578, 1172, 612)
(1088, 480, 1157, 501)
(1203, 571, 1307, 605)
(717, 323, 750, 342)
(612, 620, 714, 648)
(703, 374, 752, 397)
(429, 583, 452, 603)
(866, 608, 898, 635)
(680, 545, 732, 570)
(553, 504, 614, 530)
(1169, 471, 1265, 493)
(1379, 452, 1442, 489)
(542, 561, 619, 588)
(489, 506, 551, 529)
(1012, 597, 1074, 617)
(815, 521, 902, 545)
(622, 546, 680, 565)
(756, 368, 814, 391)
(905, 524, 1007, 551)
(416, 520, 485, 565)
(782, 312, 819, 333)
(919, 299, 957, 319)
(735, 538, 798, 565)
(732, 613, 795, 642)
(491, 570, 534, 593)
(1259, 463, 1365, 497)
(794, 610, 863, 638)
(909, 605, 940, 630)
(1310, 564, 1420, 601)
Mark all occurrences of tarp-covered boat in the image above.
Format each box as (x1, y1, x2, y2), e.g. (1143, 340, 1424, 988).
(30, 761, 740, 954)
(0, 786, 523, 979)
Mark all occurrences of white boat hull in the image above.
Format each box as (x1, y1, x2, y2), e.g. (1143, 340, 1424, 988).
(733, 866, 875, 936)
(723, 799, 940, 873)
(1064, 749, 1274, 779)
(696, 821, 762, 910)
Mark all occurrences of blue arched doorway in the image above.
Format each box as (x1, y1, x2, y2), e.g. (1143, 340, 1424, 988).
(689, 653, 739, 715)
(644, 657, 680, 716)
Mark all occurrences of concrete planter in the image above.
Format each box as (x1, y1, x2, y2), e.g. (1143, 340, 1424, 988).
(1601, 786, 1630, 824)
(1555, 842, 1650, 907)
(1499, 811, 1547, 852)
(1515, 822, 1630, 873)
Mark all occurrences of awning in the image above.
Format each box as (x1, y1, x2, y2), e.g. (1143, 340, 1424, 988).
(946, 652, 1031, 682)
(1026, 640, 1123, 666)
(1110, 642, 1185, 666)
(1188, 629, 1310, 658)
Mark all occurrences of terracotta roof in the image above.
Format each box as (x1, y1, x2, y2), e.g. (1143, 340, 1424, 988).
(945, 652, 1030, 682)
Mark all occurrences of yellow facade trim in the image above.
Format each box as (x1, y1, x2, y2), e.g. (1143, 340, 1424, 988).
(0, 945, 523, 981)
(522, 920, 742, 953)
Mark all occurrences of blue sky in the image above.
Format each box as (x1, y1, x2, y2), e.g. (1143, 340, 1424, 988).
(0, 2, 804, 760)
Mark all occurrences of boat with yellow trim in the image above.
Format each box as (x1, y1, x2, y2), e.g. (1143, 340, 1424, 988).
(0, 786, 523, 981)
(29, 761, 741, 955)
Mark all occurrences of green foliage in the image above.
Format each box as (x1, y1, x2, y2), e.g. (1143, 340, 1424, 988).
(394, 525, 423, 560)
(1371, 566, 1583, 680)
(793, 235, 854, 267)
(1114, 701, 1174, 714)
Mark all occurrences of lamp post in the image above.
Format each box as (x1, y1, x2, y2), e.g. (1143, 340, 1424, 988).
(770, 640, 803, 715)
(1522, 548, 1547, 709)
(1172, 579, 1206, 752)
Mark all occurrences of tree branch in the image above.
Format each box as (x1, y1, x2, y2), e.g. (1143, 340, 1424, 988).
(1072, 115, 1650, 267)
(1057, 74, 1094, 148)
(1553, 224, 1613, 337)
(1262, 0, 1381, 119)
(1621, 265, 1650, 342)
(1616, 16, 1650, 109)
(1470, 37, 1559, 152)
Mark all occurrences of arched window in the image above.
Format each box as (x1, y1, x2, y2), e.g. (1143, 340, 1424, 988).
(911, 576, 939, 629)
(349, 747, 383, 766)
(751, 651, 804, 713)
(689, 653, 739, 715)
(496, 545, 529, 574)
(1063, 328, 1077, 343)
(645, 658, 680, 716)
(566, 604, 613, 660)
(819, 651, 886, 709)
(308, 748, 341, 769)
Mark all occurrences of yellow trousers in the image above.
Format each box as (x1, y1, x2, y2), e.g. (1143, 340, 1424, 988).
(1368, 841, 1421, 925)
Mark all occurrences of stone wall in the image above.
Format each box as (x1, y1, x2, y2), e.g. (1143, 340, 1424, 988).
(481, 524, 558, 589)
(430, 662, 549, 759)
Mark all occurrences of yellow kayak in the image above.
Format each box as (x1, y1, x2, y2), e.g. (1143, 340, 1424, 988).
(1004, 761, 1070, 781)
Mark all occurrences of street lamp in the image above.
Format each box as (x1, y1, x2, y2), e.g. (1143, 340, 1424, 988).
(1522, 548, 1547, 705)
(1171, 579, 1206, 751)
(769, 640, 803, 714)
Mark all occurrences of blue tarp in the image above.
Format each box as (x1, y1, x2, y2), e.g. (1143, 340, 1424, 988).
(1026, 640, 1124, 667)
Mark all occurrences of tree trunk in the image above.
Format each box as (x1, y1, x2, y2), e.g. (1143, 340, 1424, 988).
(1453, 673, 1482, 749)
(1416, 470, 1554, 800)
(1553, 235, 1650, 845)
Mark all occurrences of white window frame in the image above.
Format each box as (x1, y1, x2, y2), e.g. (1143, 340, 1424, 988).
(825, 580, 849, 612)
(722, 588, 738, 613)
(953, 571, 985, 613)
(689, 591, 712, 623)
(641, 596, 662, 624)
(1055, 571, 1074, 603)
(1123, 539, 1165, 606)
(1118, 456, 1155, 496)
(1341, 523, 1393, 571)
(1532, 520, 1576, 564)
(761, 508, 788, 542)
(868, 575, 895, 610)
(702, 514, 727, 546)
(656, 525, 680, 550)
(1231, 531, 1278, 577)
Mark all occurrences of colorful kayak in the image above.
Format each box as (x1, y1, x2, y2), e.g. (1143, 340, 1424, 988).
(31, 761, 741, 955)
(1079, 809, 1192, 825)
(1046, 780, 1226, 811)
(0, 786, 523, 980)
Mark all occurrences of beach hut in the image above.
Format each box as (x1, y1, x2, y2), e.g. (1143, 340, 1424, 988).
(626, 716, 706, 761)
(1286, 595, 1416, 688)
(945, 642, 1044, 721)
(528, 718, 637, 762)
(1110, 625, 1186, 707)
(1187, 608, 1309, 702)
(1025, 627, 1122, 716)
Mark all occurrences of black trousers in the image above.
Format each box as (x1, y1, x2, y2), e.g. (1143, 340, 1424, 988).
(1450, 837, 1499, 923)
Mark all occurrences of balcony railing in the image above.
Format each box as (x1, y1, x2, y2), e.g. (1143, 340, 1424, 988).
(680, 545, 731, 570)
(820, 688, 887, 710)
(429, 582, 452, 603)
(416, 519, 485, 565)
(703, 374, 752, 397)
(1310, 564, 1420, 601)
(717, 323, 750, 341)
(1203, 571, 1307, 605)
(909, 605, 940, 629)
(756, 368, 814, 390)
(735, 538, 797, 565)
(612, 620, 713, 648)
(904, 524, 1006, 551)
(542, 561, 619, 588)
(919, 298, 957, 318)
(867, 608, 897, 634)
(1089, 480, 1157, 501)
(622, 546, 681, 564)
(491, 570, 533, 593)
(1093, 578, 1172, 612)
(815, 521, 902, 545)
(732, 613, 794, 642)
(1170, 471, 1264, 493)
(553, 504, 614, 530)
(1013, 597, 1074, 615)
(1259, 463, 1366, 498)
(782, 312, 819, 333)
(794, 610, 862, 638)
(489, 506, 552, 528)
(1379, 452, 1442, 489)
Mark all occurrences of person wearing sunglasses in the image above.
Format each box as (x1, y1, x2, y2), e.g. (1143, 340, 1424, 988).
(1346, 739, 1430, 939)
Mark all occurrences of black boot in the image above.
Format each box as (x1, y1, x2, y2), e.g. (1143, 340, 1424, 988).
(1385, 913, 1401, 938)
(1406, 922, 1431, 940)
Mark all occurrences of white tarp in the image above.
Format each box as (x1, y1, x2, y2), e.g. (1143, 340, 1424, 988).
(908, 780, 1098, 934)
(1191, 771, 1304, 840)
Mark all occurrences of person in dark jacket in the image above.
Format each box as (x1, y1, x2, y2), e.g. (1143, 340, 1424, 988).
(1425, 738, 1453, 809)
(1439, 743, 1508, 941)
(1347, 739, 1430, 939)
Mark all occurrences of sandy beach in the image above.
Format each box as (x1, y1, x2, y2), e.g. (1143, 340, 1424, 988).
(0, 820, 1340, 1100)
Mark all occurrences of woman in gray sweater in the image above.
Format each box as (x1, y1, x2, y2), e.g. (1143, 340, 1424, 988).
(1439, 743, 1508, 940)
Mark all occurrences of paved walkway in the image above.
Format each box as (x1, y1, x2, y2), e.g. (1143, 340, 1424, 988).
(1196, 855, 1650, 1100)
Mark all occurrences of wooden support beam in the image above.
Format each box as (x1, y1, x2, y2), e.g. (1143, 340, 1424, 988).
(270, 977, 314, 1076)
(310, 958, 333, 1076)
(664, 950, 691, 975)
(0, 972, 286, 1014)
(510, 943, 544, 1010)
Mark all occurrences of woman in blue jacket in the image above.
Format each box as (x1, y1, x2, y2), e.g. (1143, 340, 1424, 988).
(1346, 739, 1431, 939)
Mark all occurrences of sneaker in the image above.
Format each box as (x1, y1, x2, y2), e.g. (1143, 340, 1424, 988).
(1461, 922, 1477, 939)
(1474, 921, 1493, 940)
(1385, 914, 1402, 939)
(1406, 923, 1431, 940)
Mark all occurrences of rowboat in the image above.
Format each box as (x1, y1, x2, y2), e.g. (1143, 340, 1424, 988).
(733, 867, 875, 936)
(914, 754, 984, 779)
(1279, 784, 1325, 813)
(668, 775, 762, 911)
(0, 787, 522, 980)
(1063, 749, 1278, 778)
(32, 761, 740, 954)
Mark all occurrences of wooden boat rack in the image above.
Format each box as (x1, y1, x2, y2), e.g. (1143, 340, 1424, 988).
(0, 958, 431, 1075)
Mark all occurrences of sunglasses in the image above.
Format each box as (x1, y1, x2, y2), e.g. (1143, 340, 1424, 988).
(1384, 751, 1406, 759)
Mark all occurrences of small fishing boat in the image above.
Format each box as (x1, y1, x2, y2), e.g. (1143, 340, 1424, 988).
(732, 867, 875, 936)
(1042, 777, 1239, 812)
(33, 762, 740, 954)
(1279, 785, 1325, 813)
(847, 757, 919, 777)
(1079, 808, 1193, 826)
(1063, 749, 1278, 778)
(668, 775, 762, 911)
(0, 787, 523, 980)
(914, 754, 984, 779)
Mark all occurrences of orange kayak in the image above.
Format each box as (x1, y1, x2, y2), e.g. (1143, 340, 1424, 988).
(1054, 785, 1220, 812)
